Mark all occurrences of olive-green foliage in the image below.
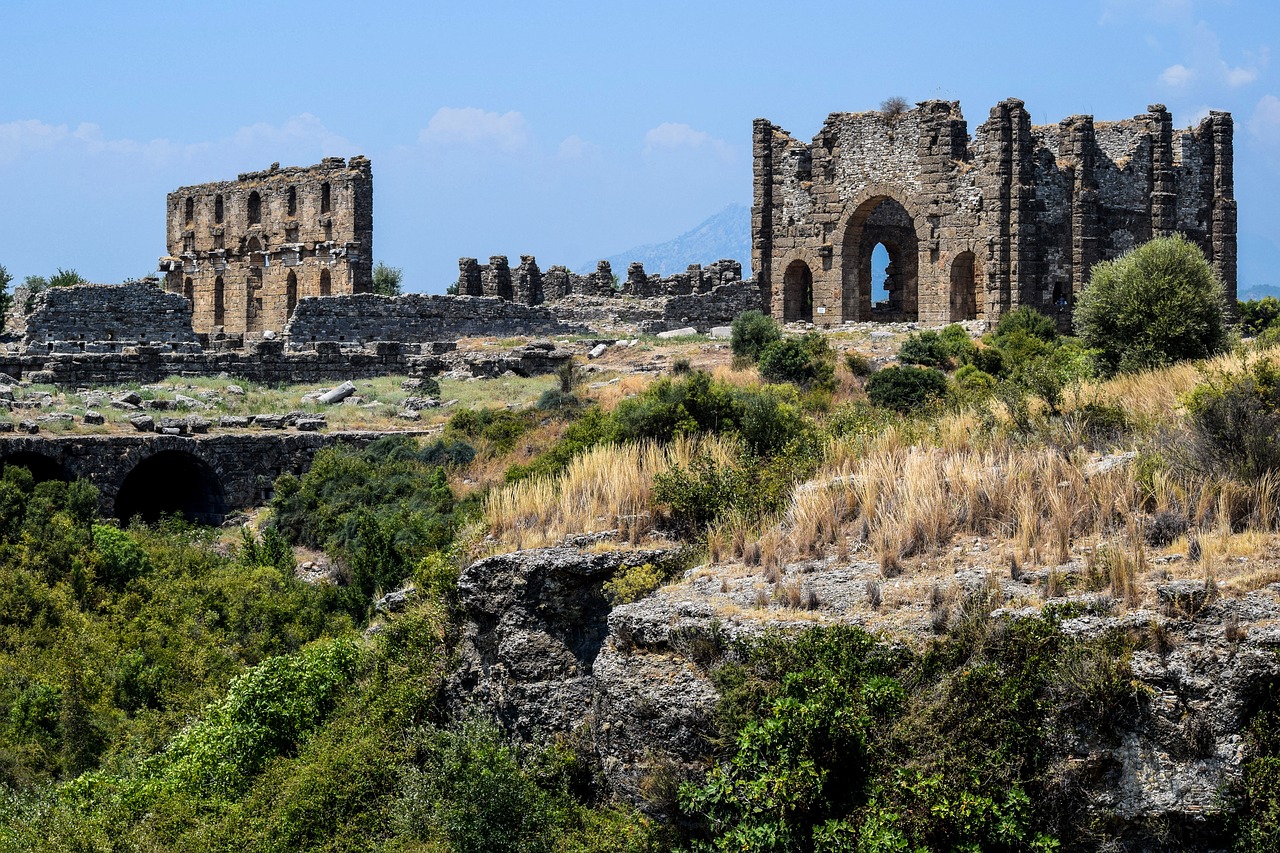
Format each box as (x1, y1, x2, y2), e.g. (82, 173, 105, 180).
(270, 435, 475, 603)
(731, 310, 782, 362)
(0, 466, 351, 791)
(1075, 234, 1229, 375)
(1238, 297, 1280, 337)
(994, 305, 1059, 347)
(371, 261, 403, 296)
(758, 332, 836, 390)
(446, 406, 534, 455)
(897, 325, 975, 370)
(1235, 680, 1280, 851)
(510, 372, 817, 484)
(865, 365, 948, 413)
(602, 563, 665, 606)
(1183, 357, 1280, 481)
(844, 351, 876, 377)
(681, 615, 1140, 852)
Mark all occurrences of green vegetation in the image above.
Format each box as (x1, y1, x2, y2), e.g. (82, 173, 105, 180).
(1075, 234, 1230, 375)
(757, 331, 837, 390)
(1182, 355, 1280, 481)
(372, 262, 404, 297)
(680, 615, 1140, 852)
(731, 310, 782, 362)
(866, 364, 949, 413)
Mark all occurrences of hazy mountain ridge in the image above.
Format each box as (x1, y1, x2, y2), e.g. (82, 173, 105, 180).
(583, 203, 751, 277)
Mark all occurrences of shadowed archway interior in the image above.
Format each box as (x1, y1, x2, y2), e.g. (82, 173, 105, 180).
(1, 452, 71, 484)
(114, 450, 228, 526)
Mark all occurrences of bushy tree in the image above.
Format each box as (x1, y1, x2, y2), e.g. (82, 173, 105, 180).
(372, 262, 403, 296)
(730, 310, 781, 362)
(1075, 235, 1229, 375)
(757, 331, 836, 390)
(865, 365, 948, 413)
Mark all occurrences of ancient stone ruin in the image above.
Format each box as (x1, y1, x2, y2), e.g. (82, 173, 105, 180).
(753, 100, 1235, 327)
(159, 157, 373, 338)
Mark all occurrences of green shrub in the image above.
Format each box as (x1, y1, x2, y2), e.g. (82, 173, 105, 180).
(735, 385, 813, 457)
(898, 329, 952, 368)
(993, 305, 1058, 346)
(652, 455, 742, 537)
(730, 310, 782, 362)
(971, 345, 1007, 377)
(954, 363, 997, 393)
(1239, 297, 1280, 337)
(866, 365, 948, 413)
(1075, 234, 1229, 375)
(939, 323, 979, 363)
(844, 351, 876, 377)
(603, 563, 664, 606)
(1183, 357, 1280, 480)
(757, 332, 836, 390)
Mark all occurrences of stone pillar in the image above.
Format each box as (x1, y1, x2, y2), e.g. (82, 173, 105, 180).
(752, 119, 775, 319)
(1209, 111, 1237, 306)
(483, 256, 512, 301)
(457, 258, 483, 296)
(1149, 105, 1177, 238)
(625, 262, 647, 295)
(514, 255, 542, 305)
(1065, 115, 1098, 301)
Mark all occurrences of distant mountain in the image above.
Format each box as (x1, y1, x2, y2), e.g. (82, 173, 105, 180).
(585, 203, 751, 277)
(1239, 284, 1280, 302)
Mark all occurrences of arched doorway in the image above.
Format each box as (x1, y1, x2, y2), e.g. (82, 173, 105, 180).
(782, 260, 813, 323)
(114, 450, 228, 526)
(840, 196, 919, 322)
(286, 271, 298, 319)
(949, 251, 979, 321)
(1, 452, 71, 485)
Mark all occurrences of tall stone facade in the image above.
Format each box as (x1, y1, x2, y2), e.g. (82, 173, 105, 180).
(753, 100, 1236, 327)
(159, 157, 373, 337)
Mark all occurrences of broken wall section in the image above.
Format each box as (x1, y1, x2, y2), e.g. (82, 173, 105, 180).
(23, 283, 201, 355)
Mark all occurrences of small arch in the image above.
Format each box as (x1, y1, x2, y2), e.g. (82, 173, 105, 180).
(287, 186, 297, 217)
(114, 450, 228, 526)
(183, 277, 194, 304)
(214, 194, 224, 224)
(247, 236, 266, 269)
(1, 452, 71, 485)
(248, 191, 262, 226)
(782, 260, 813, 323)
(286, 271, 298, 318)
(183, 197, 194, 226)
(319, 269, 332, 297)
(320, 182, 331, 214)
(950, 251, 979, 321)
(213, 276, 226, 326)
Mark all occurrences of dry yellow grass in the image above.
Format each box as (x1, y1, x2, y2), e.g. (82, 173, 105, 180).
(484, 434, 736, 552)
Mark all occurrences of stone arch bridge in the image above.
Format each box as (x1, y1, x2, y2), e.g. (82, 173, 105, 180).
(0, 431, 404, 525)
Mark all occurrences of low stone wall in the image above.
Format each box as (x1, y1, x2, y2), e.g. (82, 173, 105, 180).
(23, 283, 199, 353)
(640, 280, 765, 334)
(283, 293, 589, 348)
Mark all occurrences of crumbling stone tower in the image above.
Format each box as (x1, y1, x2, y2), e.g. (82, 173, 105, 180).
(160, 157, 372, 337)
(753, 101, 1235, 327)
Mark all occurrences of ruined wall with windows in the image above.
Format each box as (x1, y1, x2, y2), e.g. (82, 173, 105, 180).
(159, 157, 373, 337)
(753, 100, 1235, 327)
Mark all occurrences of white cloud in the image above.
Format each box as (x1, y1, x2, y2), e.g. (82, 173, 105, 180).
(1160, 63, 1195, 86)
(418, 107, 529, 151)
(0, 114, 355, 169)
(643, 123, 734, 160)
(557, 134, 598, 161)
(1250, 94, 1280, 137)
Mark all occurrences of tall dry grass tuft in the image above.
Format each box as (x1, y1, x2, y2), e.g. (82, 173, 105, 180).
(484, 434, 736, 551)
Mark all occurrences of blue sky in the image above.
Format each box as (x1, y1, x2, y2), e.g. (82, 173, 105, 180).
(2, 0, 1278, 293)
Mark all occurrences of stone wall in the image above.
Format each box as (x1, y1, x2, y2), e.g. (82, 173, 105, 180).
(159, 156, 373, 337)
(282, 293, 590, 347)
(753, 100, 1235, 328)
(456, 255, 748, 304)
(23, 282, 200, 354)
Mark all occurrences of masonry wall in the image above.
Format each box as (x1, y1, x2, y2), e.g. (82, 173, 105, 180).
(282, 293, 590, 347)
(753, 100, 1235, 328)
(23, 283, 200, 353)
(159, 157, 373, 337)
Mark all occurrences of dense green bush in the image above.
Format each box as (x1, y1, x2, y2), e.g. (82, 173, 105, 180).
(730, 310, 782, 362)
(1075, 234, 1230, 375)
(1183, 357, 1280, 481)
(865, 365, 948, 413)
(994, 305, 1059, 347)
(898, 325, 976, 370)
(1239, 297, 1280, 337)
(844, 351, 877, 377)
(758, 332, 836, 390)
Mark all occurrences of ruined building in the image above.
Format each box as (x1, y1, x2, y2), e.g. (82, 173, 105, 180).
(753, 100, 1236, 327)
(160, 157, 373, 337)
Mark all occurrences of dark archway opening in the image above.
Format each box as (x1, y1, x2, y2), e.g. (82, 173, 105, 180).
(1, 452, 71, 485)
(950, 251, 979, 321)
(782, 260, 813, 323)
(248, 191, 262, 226)
(286, 271, 298, 319)
(842, 196, 919, 322)
(114, 451, 228, 526)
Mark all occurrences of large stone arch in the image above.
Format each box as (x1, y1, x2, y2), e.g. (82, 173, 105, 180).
(837, 187, 928, 323)
(114, 448, 229, 525)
